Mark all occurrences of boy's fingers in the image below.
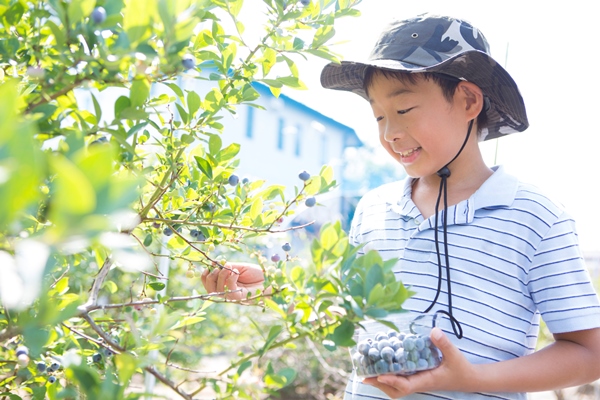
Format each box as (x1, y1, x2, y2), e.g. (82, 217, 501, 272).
(430, 327, 459, 361)
(224, 269, 241, 299)
(216, 268, 231, 292)
(203, 268, 219, 293)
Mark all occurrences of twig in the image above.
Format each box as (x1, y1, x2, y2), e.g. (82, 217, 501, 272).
(78, 257, 113, 313)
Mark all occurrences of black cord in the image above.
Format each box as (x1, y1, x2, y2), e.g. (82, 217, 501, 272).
(422, 119, 474, 339)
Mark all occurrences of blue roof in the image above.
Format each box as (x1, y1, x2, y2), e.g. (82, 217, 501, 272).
(252, 82, 363, 148)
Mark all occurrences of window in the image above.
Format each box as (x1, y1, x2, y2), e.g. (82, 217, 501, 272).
(277, 118, 284, 150)
(246, 107, 254, 138)
(295, 124, 301, 157)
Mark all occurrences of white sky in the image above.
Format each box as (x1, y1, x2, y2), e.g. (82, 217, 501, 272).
(271, 0, 600, 253)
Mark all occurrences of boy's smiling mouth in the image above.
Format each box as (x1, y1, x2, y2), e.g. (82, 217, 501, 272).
(397, 147, 421, 157)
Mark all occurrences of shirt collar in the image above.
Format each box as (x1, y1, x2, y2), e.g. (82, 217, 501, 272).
(386, 165, 518, 220)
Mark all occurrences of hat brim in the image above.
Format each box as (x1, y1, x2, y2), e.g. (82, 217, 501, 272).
(321, 51, 528, 141)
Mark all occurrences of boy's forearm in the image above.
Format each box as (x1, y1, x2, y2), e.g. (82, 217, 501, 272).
(471, 328, 600, 393)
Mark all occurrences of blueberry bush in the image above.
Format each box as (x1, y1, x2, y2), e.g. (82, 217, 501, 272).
(0, 1, 413, 398)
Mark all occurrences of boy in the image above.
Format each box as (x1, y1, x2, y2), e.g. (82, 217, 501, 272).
(202, 13, 600, 399)
(318, 13, 600, 399)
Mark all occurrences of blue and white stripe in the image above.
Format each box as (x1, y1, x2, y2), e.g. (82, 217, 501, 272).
(344, 166, 600, 400)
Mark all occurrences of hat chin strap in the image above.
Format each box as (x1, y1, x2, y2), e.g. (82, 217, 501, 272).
(423, 119, 474, 340)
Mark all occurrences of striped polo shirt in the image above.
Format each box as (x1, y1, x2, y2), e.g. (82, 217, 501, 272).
(344, 165, 600, 400)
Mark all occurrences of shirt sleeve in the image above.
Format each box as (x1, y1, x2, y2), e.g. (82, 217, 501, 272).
(527, 211, 600, 334)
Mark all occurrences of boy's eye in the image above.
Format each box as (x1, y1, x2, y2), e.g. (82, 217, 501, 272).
(376, 116, 384, 122)
(397, 107, 413, 115)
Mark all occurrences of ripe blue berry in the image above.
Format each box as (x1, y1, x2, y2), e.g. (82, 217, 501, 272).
(242, 177, 249, 184)
(91, 6, 107, 24)
(357, 340, 370, 356)
(49, 362, 60, 372)
(16, 346, 28, 357)
(163, 227, 173, 236)
(228, 174, 239, 186)
(271, 254, 280, 262)
(380, 347, 394, 362)
(367, 347, 380, 361)
(36, 362, 46, 373)
(304, 197, 316, 207)
(281, 242, 291, 252)
(182, 54, 195, 70)
(48, 376, 56, 384)
(92, 353, 102, 363)
(102, 348, 114, 357)
(298, 170, 310, 181)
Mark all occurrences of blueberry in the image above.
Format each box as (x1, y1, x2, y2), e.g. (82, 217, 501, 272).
(298, 0, 310, 5)
(357, 340, 370, 356)
(48, 376, 56, 384)
(298, 170, 310, 181)
(152, 222, 161, 229)
(366, 364, 376, 376)
(374, 332, 388, 341)
(242, 177, 249, 184)
(394, 348, 406, 363)
(417, 358, 429, 371)
(102, 348, 113, 357)
(405, 360, 416, 373)
(182, 54, 195, 70)
(428, 355, 440, 368)
(415, 337, 425, 351)
(420, 347, 432, 359)
(281, 242, 291, 252)
(374, 359, 389, 374)
(228, 174, 239, 186)
(392, 362, 402, 372)
(389, 337, 401, 350)
(36, 362, 46, 373)
(163, 227, 173, 236)
(408, 349, 420, 362)
(91, 136, 108, 146)
(367, 347, 380, 361)
(16, 346, 28, 357)
(49, 362, 60, 372)
(91, 6, 106, 24)
(376, 339, 392, 352)
(270, 254, 280, 262)
(403, 337, 415, 351)
(387, 330, 398, 338)
(304, 197, 316, 207)
(380, 347, 394, 362)
(92, 353, 102, 363)
(190, 230, 206, 241)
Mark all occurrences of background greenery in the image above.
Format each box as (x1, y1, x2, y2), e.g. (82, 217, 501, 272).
(0, 0, 416, 398)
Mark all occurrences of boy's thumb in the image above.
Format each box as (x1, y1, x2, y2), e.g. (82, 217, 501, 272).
(430, 327, 449, 348)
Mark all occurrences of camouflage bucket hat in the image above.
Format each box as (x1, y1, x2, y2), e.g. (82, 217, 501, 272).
(320, 14, 528, 141)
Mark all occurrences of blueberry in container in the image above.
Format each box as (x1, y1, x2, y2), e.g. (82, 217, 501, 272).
(350, 312, 442, 378)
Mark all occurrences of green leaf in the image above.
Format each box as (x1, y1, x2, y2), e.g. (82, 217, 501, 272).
(194, 156, 213, 179)
(237, 360, 252, 376)
(148, 282, 165, 291)
(115, 353, 137, 386)
(260, 325, 283, 356)
(312, 25, 335, 48)
(329, 319, 355, 347)
(364, 264, 384, 298)
(220, 143, 240, 161)
(187, 90, 201, 118)
(50, 154, 96, 215)
(114, 96, 131, 119)
(67, 0, 96, 25)
(208, 134, 222, 155)
(130, 78, 151, 108)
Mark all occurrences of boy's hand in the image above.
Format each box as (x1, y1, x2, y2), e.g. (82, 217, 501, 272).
(364, 327, 475, 397)
(201, 262, 265, 301)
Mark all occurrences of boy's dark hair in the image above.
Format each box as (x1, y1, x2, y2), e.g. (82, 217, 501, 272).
(362, 67, 488, 134)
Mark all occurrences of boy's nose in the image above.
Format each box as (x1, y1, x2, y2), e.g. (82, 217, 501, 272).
(382, 122, 404, 142)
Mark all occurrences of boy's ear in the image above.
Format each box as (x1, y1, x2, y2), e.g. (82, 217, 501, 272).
(457, 81, 484, 121)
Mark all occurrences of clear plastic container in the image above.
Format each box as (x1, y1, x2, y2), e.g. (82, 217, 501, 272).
(350, 312, 442, 378)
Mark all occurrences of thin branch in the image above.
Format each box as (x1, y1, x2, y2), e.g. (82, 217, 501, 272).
(144, 365, 193, 400)
(78, 257, 113, 313)
(146, 217, 315, 233)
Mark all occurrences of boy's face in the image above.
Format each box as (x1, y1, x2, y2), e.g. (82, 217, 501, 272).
(367, 72, 472, 179)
